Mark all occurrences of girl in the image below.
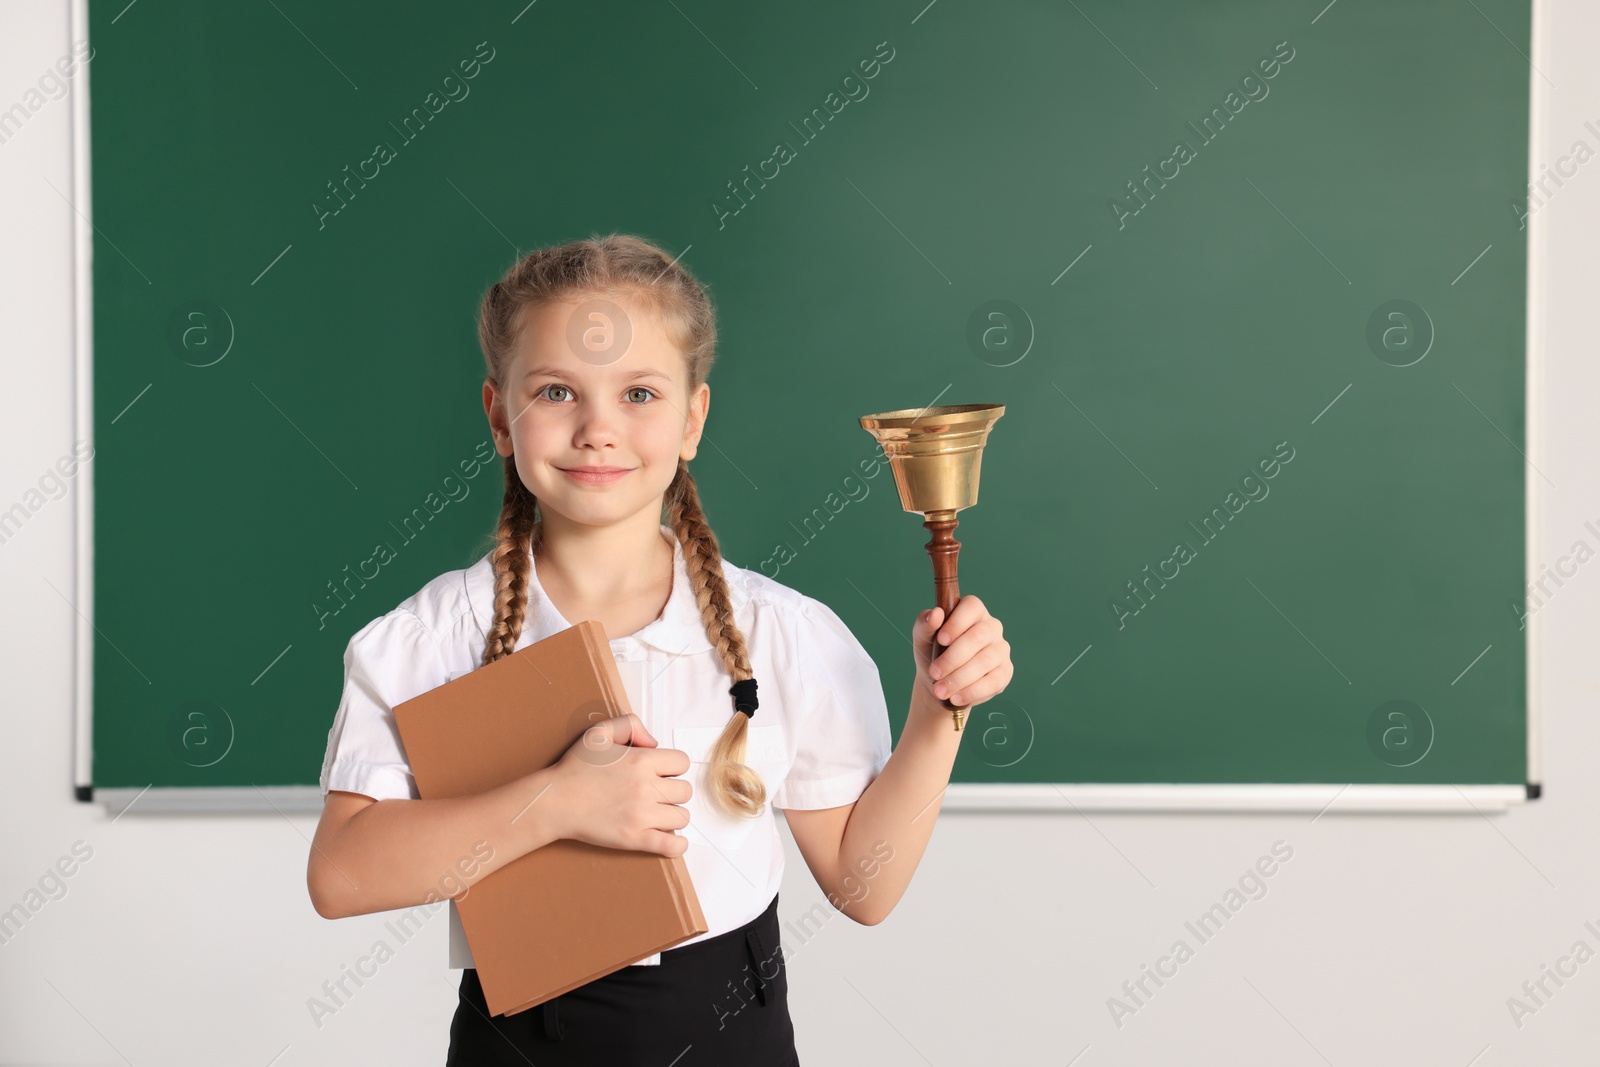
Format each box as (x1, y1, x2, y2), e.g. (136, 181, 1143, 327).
(308, 233, 1013, 1064)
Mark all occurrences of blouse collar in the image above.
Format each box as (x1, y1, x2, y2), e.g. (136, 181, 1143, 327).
(522, 523, 722, 657)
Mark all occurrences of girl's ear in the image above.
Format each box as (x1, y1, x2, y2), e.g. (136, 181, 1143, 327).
(680, 382, 710, 461)
(483, 380, 514, 457)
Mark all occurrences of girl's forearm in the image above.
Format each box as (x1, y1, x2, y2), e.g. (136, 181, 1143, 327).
(309, 767, 564, 919)
(831, 684, 965, 925)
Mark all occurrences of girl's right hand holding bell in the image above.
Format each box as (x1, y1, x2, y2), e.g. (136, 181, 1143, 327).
(547, 714, 693, 858)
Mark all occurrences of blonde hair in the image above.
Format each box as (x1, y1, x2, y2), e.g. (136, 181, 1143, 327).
(475, 233, 766, 820)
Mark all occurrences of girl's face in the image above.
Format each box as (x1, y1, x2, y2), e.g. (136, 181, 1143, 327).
(483, 292, 709, 527)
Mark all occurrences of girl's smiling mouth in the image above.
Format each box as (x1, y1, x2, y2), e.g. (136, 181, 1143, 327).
(558, 465, 633, 485)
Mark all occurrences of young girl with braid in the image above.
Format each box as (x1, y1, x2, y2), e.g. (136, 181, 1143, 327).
(308, 233, 1014, 1064)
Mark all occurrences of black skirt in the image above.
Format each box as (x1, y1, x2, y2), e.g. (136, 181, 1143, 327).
(445, 891, 799, 1066)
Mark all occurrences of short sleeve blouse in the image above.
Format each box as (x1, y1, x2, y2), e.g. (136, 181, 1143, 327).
(318, 525, 894, 966)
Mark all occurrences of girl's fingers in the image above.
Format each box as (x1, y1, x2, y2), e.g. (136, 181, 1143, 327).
(645, 829, 690, 858)
(944, 663, 1010, 706)
(934, 594, 987, 646)
(931, 643, 1003, 700)
(928, 618, 998, 682)
(914, 607, 944, 666)
(602, 713, 656, 748)
(920, 605, 1012, 704)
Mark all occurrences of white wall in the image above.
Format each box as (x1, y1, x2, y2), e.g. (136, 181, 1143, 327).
(2, 2, 1595, 1063)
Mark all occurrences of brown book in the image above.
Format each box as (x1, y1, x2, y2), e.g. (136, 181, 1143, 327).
(391, 619, 706, 1016)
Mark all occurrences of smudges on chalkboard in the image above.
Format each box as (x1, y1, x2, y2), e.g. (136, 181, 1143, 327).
(312, 439, 498, 631)
(1108, 440, 1296, 631)
(712, 40, 897, 231)
(311, 41, 498, 232)
(1107, 40, 1297, 232)
(758, 438, 893, 581)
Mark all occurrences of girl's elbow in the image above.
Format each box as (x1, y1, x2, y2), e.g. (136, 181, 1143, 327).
(834, 894, 889, 926)
(310, 893, 345, 921)
(307, 857, 355, 919)
(307, 872, 343, 920)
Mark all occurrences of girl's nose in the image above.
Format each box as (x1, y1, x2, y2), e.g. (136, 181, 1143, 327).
(572, 401, 620, 445)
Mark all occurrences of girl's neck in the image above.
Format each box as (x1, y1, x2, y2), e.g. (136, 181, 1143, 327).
(533, 509, 675, 617)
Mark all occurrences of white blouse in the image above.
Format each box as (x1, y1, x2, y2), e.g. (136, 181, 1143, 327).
(319, 524, 893, 967)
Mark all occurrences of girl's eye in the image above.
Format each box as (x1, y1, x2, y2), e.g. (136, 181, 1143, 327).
(535, 384, 656, 405)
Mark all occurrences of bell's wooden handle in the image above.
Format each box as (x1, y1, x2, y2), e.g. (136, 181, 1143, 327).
(924, 516, 967, 731)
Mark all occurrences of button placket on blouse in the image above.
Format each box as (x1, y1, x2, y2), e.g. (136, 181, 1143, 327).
(611, 641, 648, 731)
(637, 650, 649, 731)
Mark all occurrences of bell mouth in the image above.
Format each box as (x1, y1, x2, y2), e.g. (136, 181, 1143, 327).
(859, 403, 1005, 430)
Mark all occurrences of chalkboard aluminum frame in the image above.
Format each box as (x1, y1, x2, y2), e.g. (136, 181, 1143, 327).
(70, 0, 1543, 815)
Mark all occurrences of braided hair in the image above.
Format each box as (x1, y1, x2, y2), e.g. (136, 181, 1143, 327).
(475, 233, 766, 819)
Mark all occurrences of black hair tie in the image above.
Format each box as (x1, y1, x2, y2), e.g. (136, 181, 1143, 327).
(730, 678, 759, 718)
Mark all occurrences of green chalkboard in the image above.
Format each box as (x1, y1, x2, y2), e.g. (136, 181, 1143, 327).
(86, 0, 1532, 801)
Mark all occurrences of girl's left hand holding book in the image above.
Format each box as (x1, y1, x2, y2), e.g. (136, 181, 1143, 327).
(912, 594, 1013, 710)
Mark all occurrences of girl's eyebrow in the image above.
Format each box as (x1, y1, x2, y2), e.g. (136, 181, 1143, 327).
(522, 365, 672, 383)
